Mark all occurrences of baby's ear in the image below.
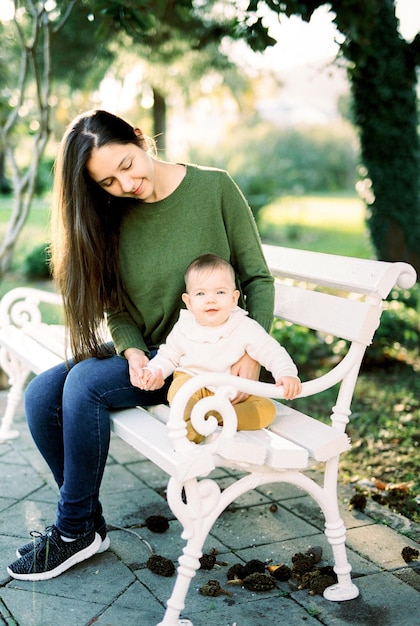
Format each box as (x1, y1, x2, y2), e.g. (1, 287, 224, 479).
(181, 292, 191, 309)
(232, 289, 240, 306)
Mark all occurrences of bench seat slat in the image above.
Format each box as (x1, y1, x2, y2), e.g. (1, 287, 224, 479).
(22, 323, 67, 359)
(269, 403, 351, 461)
(110, 408, 216, 480)
(0, 326, 63, 374)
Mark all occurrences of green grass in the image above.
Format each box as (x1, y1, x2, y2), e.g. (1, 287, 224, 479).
(259, 194, 375, 259)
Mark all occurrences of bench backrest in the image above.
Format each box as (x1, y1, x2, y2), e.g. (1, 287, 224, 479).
(263, 244, 416, 341)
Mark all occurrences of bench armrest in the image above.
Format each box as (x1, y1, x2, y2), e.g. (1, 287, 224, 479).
(166, 346, 362, 452)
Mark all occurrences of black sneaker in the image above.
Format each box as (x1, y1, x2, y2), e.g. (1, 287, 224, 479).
(7, 525, 101, 581)
(16, 524, 110, 558)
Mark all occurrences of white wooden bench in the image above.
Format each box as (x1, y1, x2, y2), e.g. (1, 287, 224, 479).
(0, 245, 416, 626)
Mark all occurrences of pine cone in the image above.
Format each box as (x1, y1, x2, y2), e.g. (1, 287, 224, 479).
(199, 580, 232, 597)
(144, 515, 170, 533)
(349, 493, 367, 511)
(227, 563, 246, 582)
(309, 574, 336, 595)
(268, 563, 292, 581)
(242, 572, 277, 592)
(146, 554, 175, 577)
(402, 546, 419, 563)
(199, 553, 217, 570)
(242, 559, 266, 577)
(291, 552, 315, 577)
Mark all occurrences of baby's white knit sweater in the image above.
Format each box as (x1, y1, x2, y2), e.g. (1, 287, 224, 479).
(147, 307, 298, 382)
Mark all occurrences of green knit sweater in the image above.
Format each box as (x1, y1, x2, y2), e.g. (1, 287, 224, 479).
(107, 164, 274, 356)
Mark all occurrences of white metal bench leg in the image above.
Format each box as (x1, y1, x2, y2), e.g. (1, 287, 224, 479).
(0, 348, 30, 441)
(157, 477, 218, 626)
(321, 458, 359, 601)
(268, 468, 359, 602)
(323, 518, 359, 600)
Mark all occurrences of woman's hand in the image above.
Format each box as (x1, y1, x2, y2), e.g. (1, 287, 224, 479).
(124, 348, 150, 388)
(230, 353, 260, 404)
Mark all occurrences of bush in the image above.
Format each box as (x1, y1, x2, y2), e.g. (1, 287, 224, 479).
(24, 242, 51, 279)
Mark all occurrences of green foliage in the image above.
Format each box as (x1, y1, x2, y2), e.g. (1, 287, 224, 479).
(51, 3, 115, 91)
(333, 0, 420, 267)
(24, 243, 51, 280)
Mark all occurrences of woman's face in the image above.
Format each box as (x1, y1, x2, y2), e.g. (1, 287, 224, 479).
(86, 142, 157, 202)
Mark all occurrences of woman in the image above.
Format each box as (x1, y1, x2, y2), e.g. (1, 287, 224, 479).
(7, 109, 274, 581)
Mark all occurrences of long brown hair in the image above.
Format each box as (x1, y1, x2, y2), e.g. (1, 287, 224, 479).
(51, 110, 143, 361)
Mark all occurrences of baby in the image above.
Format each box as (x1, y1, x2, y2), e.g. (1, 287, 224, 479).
(138, 253, 302, 442)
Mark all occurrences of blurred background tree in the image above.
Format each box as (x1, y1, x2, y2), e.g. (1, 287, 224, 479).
(0, 0, 78, 276)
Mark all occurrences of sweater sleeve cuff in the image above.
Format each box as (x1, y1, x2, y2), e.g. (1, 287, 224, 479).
(252, 313, 274, 334)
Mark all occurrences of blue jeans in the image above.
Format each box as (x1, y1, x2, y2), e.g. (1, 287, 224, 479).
(24, 353, 171, 539)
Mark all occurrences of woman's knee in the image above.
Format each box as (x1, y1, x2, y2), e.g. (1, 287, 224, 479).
(25, 363, 68, 418)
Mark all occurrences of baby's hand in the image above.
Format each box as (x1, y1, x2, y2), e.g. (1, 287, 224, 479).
(137, 367, 165, 391)
(275, 376, 302, 400)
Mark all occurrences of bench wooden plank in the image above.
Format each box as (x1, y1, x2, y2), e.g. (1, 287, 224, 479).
(269, 403, 351, 461)
(274, 283, 381, 342)
(263, 244, 416, 296)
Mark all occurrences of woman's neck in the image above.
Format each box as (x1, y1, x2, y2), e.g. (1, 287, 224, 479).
(150, 160, 186, 202)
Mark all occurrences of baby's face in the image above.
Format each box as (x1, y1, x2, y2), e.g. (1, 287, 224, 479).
(182, 267, 239, 327)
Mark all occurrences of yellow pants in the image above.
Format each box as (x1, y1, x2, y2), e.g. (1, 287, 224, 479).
(168, 371, 276, 443)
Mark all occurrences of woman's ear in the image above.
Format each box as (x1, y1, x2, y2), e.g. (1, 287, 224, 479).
(134, 128, 147, 150)
(181, 292, 191, 309)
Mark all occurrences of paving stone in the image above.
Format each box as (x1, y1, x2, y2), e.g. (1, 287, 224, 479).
(0, 587, 106, 626)
(0, 498, 55, 541)
(100, 485, 171, 528)
(0, 462, 44, 499)
(210, 503, 320, 550)
(95, 581, 164, 625)
(291, 571, 420, 626)
(345, 523, 420, 570)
